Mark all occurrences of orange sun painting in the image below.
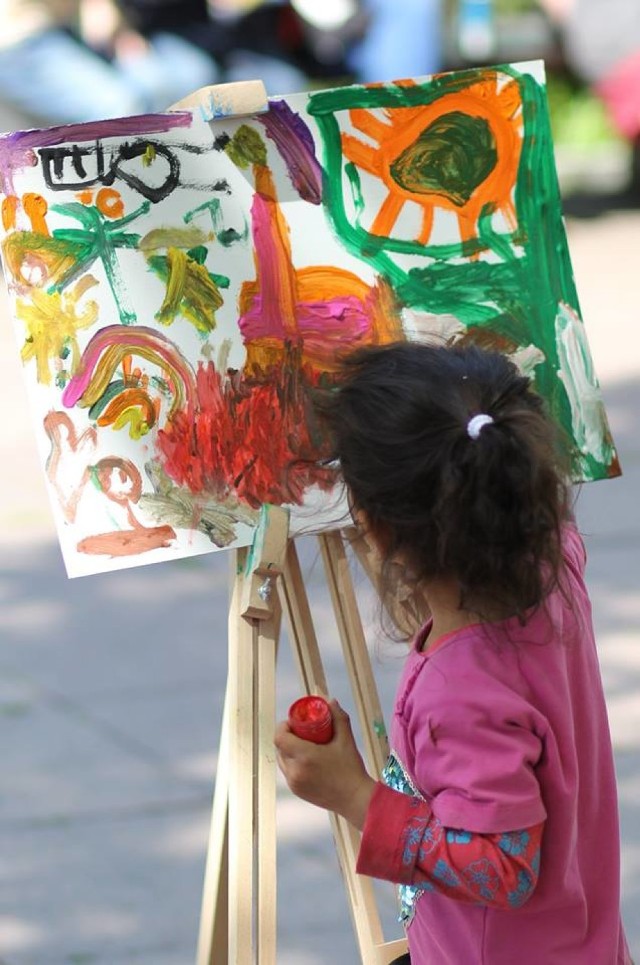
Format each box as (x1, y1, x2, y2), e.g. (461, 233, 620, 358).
(341, 72, 524, 248)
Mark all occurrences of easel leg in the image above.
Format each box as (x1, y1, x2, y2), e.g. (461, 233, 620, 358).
(319, 532, 409, 965)
(281, 540, 330, 694)
(227, 547, 282, 964)
(255, 586, 281, 964)
(196, 690, 229, 965)
(227, 547, 256, 962)
(199, 528, 407, 965)
(199, 516, 284, 965)
(281, 539, 407, 964)
(318, 532, 389, 777)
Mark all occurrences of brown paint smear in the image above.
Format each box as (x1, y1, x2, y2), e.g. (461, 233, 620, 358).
(78, 456, 177, 557)
(77, 525, 176, 556)
(44, 411, 97, 523)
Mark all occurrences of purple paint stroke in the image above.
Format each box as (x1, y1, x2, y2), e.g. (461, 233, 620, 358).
(0, 112, 193, 195)
(258, 100, 323, 205)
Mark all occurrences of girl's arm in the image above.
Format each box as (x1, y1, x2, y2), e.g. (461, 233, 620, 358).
(275, 702, 542, 909)
(357, 782, 543, 909)
(275, 700, 377, 829)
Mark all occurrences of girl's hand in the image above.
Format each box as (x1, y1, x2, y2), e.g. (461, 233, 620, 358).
(274, 700, 376, 830)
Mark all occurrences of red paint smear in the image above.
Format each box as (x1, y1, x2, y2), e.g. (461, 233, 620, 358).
(156, 353, 335, 509)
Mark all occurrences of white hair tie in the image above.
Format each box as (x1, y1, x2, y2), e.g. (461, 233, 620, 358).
(467, 413, 494, 440)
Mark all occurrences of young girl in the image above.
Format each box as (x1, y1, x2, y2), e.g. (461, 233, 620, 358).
(275, 342, 631, 964)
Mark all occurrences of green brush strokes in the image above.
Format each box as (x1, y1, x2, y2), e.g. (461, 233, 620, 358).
(49, 200, 150, 325)
(184, 198, 248, 248)
(345, 161, 365, 222)
(186, 246, 230, 288)
(88, 379, 127, 420)
(308, 65, 617, 481)
(218, 227, 246, 247)
(141, 462, 259, 547)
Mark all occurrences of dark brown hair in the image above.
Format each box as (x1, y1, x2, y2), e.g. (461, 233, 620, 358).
(317, 341, 572, 627)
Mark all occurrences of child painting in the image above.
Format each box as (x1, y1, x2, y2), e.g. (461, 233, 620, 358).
(275, 342, 632, 964)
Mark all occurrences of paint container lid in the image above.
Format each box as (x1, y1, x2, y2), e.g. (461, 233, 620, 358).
(288, 696, 333, 744)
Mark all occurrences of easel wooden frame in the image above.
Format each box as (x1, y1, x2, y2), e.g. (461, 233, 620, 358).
(196, 506, 409, 965)
(169, 81, 412, 964)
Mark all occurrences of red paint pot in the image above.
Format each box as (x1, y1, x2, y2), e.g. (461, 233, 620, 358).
(288, 696, 333, 744)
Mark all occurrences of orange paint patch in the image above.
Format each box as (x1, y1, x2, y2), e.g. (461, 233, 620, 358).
(96, 188, 125, 219)
(77, 525, 176, 556)
(243, 269, 402, 376)
(96, 388, 157, 434)
(23, 193, 49, 237)
(2, 195, 18, 231)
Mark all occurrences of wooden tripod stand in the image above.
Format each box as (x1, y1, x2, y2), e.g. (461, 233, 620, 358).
(195, 506, 410, 964)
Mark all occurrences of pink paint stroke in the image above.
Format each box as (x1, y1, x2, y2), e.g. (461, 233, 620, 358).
(62, 324, 196, 412)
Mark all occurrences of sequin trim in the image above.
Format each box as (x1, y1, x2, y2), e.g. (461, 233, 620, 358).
(381, 751, 431, 927)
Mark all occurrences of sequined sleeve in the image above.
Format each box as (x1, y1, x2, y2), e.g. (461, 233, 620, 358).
(357, 782, 543, 910)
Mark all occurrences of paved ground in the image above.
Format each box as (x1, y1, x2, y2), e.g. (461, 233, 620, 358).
(1, 179, 639, 962)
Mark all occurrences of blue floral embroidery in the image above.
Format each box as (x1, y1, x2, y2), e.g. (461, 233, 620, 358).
(433, 859, 460, 888)
(531, 848, 541, 875)
(462, 858, 500, 901)
(507, 869, 534, 908)
(446, 829, 472, 845)
(419, 816, 443, 858)
(498, 830, 530, 856)
(402, 813, 430, 868)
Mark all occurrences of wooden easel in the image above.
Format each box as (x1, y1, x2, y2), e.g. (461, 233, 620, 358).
(168, 81, 413, 964)
(195, 505, 410, 964)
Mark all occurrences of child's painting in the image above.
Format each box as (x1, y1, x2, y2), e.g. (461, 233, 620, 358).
(0, 61, 619, 577)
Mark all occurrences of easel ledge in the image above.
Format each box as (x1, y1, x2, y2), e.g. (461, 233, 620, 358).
(197, 503, 409, 965)
(169, 79, 269, 120)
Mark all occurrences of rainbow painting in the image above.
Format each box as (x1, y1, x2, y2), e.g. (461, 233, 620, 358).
(0, 61, 618, 576)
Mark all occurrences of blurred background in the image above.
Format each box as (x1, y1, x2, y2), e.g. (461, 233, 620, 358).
(1, 0, 639, 201)
(0, 0, 640, 200)
(1, 2, 640, 964)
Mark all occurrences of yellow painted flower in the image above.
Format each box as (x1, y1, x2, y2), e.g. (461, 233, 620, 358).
(18, 276, 99, 385)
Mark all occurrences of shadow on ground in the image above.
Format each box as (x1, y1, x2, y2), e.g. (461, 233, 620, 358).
(0, 535, 403, 964)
